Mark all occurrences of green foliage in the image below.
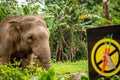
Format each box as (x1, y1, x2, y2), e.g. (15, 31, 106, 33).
(0, 0, 120, 79)
(0, 64, 28, 80)
(0, 60, 119, 80)
(81, 76, 89, 80)
(43, 0, 89, 62)
(0, 0, 120, 62)
(21, 0, 41, 15)
(98, 75, 120, 80)
(0, 61, 88, 80)
(38, 68, 55, 80)
(43, 0, 120, 62)
(0, 0, 41, 21)
(0, 0, 20, 20)
(0, 63, 55, 80)
(52, 60, 88, 73)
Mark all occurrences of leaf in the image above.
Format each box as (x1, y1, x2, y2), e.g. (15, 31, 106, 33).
(48, 68, 55, 80)
(22, 5, 30, 14)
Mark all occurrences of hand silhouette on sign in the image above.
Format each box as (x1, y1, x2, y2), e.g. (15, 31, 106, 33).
(102, 52, 115, 73)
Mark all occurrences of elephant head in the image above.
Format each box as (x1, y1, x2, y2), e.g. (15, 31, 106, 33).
(7, 15, 51, 70)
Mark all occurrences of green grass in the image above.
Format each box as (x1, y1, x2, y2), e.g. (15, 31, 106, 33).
(1, 60, 119, 80)
(52, 60, 88, 80)
(52, 60, 88, 73)
(0, 60, 88, 80)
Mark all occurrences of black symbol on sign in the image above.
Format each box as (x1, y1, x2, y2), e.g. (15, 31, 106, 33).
(94, 42, 120, 73)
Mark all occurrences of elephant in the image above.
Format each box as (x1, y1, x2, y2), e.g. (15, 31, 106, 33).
(0, 14, 51, 70)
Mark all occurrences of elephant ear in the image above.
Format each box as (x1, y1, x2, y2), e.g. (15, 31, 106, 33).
(8, 21, 21, 41)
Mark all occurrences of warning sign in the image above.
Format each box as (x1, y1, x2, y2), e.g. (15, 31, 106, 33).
(87, 25, 120, 80)
(91, 38, 120, 76)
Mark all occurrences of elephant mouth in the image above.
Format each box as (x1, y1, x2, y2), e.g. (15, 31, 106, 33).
(16, 46, 33, 58)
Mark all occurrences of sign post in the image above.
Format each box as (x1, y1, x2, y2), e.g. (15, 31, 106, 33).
(87, 25, 120, 80)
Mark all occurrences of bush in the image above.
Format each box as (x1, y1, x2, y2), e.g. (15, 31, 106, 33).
(0, 63, 55, 80)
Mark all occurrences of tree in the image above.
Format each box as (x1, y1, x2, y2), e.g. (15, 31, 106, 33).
(0, 0, 119, 62)
(102, 0, 110, 20)
(43, 0, 88, 62)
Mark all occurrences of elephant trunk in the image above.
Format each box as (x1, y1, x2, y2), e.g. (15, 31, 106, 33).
(40, 53, 51, 70)
(32, 44, 51, 70)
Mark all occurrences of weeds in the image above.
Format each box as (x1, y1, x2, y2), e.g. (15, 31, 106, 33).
(0, 61, 119, 80)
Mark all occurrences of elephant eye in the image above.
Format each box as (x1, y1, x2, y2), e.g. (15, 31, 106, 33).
(27, 35, 34, 43)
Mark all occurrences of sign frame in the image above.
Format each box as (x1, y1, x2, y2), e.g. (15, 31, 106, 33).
(87, 25, 120, 80)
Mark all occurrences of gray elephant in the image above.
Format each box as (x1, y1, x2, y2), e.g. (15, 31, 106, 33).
(0, 14, 51, 70)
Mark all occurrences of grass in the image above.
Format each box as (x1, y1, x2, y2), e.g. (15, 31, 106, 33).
(52, 60, 88, 73)
(52, 60, 88, 80)
(0, 60, 88, 80)
(1, 60, 119, 80)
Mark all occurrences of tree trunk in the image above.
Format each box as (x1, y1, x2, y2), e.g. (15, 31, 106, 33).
(102, 0, 110, 20)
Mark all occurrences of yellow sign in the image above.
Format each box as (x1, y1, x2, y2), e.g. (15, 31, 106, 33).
(91, 38, 120, 76)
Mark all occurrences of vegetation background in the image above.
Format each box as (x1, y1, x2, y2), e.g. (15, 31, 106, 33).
(0, 0, 120, 80)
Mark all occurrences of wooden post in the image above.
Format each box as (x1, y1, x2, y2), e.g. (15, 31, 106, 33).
(102, 0, 110, 20)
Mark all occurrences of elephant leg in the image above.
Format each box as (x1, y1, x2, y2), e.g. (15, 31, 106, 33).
(0, 57, 10, 65)
(0, 54, 10, 65)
